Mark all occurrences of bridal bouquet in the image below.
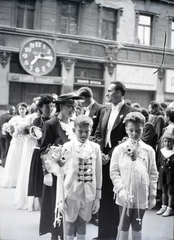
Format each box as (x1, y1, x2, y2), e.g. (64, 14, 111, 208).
(13, 123, 31, 137)
(2, 122, 17, 136)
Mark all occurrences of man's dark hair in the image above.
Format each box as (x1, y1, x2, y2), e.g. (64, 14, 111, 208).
(111, 81, 126, 96)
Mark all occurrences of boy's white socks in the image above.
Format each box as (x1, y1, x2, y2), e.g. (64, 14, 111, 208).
(76, 233, 86, 240)
(132, 230, 142, 240)
(66, 235, 74, 240)
(119, 231, 129, 240)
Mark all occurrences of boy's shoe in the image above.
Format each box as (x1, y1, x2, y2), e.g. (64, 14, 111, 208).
(162, 207, 173, 217)
(156, 205, 167, 215)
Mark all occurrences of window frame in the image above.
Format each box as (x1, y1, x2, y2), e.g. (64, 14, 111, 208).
(168, 17, 174, 49)
(135, 11, 156, 46)
(57, 1, 80, 36)
(15, 0, 36, 30)
(100, 7, 118, 41)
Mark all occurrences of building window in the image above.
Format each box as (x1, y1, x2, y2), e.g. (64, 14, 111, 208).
(138, 14, 151, 45)
(16, 0, 36, 29)
(171, 21, 174, 49)
(60, 2, 78, 35)
(102, 8, 117, 40)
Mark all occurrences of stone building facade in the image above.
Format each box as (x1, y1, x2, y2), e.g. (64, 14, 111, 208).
(0, 0, 174, 112)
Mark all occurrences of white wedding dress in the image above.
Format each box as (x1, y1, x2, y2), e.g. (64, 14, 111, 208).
(2, 116, 27, 188)
(14, 113, 40, 211)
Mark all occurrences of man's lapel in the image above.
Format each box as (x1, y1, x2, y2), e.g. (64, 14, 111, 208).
(89, 102, 97, 118)
(102, 106, 112, 132)
(112, 104, 127, 130)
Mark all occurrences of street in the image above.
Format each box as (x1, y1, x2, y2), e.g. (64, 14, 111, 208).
(0, 166, 173, 240)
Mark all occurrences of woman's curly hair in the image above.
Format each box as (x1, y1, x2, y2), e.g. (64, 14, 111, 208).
(37, 94, 53, 110)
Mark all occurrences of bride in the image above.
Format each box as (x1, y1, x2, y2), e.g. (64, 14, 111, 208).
(2, 102, 28, 188)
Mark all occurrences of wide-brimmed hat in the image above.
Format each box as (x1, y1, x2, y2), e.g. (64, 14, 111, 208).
(53, 92, 83, 104)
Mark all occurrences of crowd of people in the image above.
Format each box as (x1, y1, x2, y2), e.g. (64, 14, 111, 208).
(0, 81, 174, 240)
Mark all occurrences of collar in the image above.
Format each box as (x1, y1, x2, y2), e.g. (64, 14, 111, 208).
(84, 99, 95, 111)
(161, 147, 174, 158)
(112, 100, 124, 111)
(74, 138, 89, 147)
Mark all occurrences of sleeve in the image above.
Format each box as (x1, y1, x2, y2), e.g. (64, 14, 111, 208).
(110, 146, 125, 193)
(40, 122, 56, 150)
(95, 144, 102, 199)
(148, 147, 159, 197)
(155, 116, 165, 141)
(94, 108, 105, 139)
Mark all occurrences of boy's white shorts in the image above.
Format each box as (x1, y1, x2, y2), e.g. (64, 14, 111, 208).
(65, 198, 93, 222)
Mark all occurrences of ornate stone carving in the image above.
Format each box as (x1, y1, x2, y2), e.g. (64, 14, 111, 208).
(97, 3, 102, 12)
(158, 67, 165, 81)
(104, 62, 116, 76)
(60, 58, 76, 73)
(0, 51, 11, 68)
(105, 45, 119, 61)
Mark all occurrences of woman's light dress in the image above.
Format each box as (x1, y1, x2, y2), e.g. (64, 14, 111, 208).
(2, 115, 27, 188)
(14, 113, 40, 211)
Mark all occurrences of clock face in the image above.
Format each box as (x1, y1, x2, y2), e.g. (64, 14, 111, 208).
(19, 39, 56, 76)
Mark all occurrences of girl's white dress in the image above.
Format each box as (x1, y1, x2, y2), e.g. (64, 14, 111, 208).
(110, 139, 158, 209)
(14, 113, 40, 211)
(2, 116, 27, 188)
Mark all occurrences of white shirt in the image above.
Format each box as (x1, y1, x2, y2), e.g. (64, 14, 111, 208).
(83, 99, 95, 116)
(105, 100, 124, 147)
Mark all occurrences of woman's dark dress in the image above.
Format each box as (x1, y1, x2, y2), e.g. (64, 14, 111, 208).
(28, 116, 49, 197)
(39, 117, 70, 237)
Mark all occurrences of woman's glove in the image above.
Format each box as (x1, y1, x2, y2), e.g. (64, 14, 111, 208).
(148, 196, 156, 210)
(43, 173, 53, 186)
(118, 189, 128, 205)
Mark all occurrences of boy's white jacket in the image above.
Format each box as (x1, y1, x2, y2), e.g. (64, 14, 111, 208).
(110, 139, 158, 209)
(62, 139, 102, 202)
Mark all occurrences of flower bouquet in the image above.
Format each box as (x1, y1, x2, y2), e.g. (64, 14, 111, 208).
(2, 122, 17, 136)
(13, 123, 31, 137)
(41, 144, 67, 172)
(41, 144, 68, 232)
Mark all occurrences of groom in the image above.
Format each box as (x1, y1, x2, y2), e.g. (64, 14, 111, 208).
(93, 81, 137, 240)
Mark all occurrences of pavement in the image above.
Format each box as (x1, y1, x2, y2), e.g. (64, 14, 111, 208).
(0, 165, 173, 240)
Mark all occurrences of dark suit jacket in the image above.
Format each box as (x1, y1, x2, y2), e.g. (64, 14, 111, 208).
(95, 103, 137, 155)
(89, 101, 105, 136)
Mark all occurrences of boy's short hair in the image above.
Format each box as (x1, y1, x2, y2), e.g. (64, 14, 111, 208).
(74, 115, 93, 128)
(124, 112, 145, 127)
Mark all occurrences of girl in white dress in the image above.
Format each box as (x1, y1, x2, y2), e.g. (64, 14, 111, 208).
(2, 103, 28, 188)
(14, 109, 40, 211)
(110, 112, 158, 240)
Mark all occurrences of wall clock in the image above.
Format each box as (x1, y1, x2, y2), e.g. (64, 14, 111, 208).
(19, 39, 56, 76)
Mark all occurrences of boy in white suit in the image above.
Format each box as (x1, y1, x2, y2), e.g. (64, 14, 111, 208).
(62, 115, 102, 240)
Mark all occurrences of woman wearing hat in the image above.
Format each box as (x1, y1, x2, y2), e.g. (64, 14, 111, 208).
(28, 94, 53, 207)
(39, 93, 82, 240)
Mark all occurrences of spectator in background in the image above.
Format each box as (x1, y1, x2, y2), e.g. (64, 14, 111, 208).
(125, 99, 132, 106)
(132, 102, 141, 109)
(0, 105, 16, 167)
(148, 100, 165, 142)
(160, 102, 168, 117)
(77, 87, 104, 136)
(140, 108, 157, 151)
